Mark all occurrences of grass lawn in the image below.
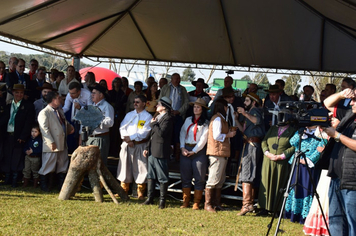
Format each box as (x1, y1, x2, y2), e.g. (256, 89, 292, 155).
(0, 185, 304, 235)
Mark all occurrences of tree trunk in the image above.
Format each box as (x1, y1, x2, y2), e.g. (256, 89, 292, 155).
(58, 145, 128, 202)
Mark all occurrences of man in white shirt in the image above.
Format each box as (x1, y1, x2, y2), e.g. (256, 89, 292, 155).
(86, 84, 114, 166)
(63, 82, 92, 118)
(117, 94, 152, 200)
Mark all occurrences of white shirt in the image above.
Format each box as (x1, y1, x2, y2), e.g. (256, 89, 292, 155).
(212, 114, 227, 142)
(92, 99, 114, 135)
(58, 78, 80, 96)
(120, 109, 152, 141)
(62, 88, 92, 119)
(179, 116, 209, 153)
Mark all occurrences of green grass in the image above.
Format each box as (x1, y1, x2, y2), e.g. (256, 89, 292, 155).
(0, 185, 304, 235)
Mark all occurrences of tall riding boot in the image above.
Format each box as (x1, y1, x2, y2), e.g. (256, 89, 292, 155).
(57, 173, 66, 191)
(3, 173, 11, 185)
(159, 183, 168, 209)
(48, 172, 55, 191)
(237, 183, 254, 216)
(120, 182, 130, 194)
(180, 188, 191, 208)
(33, 178, 39, 188)
(215, 188, 224, 211)
(204, 188, 216, 213)
(142, 179, 155, 205)
(40, 175, 49, 192)
(22, 178, 29, 187)
(137, 183, 146, 200)
(192, 190, 203, 210)
(11, 172, 18, 188)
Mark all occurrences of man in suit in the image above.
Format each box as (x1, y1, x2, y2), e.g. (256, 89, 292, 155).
(143, 96, 174, 209)
(117, 94, 152, 200)
(159, 73, 189, 161)
(6, 58, 36, 102)
(0, 84, 35, 187)
(38, 91, 74, 191)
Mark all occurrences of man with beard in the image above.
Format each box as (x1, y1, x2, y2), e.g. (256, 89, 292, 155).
(34, 82, 56, 119)
(235, 93, 265, 216)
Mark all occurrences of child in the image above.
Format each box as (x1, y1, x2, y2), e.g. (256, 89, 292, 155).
(22, 125, 42, 187)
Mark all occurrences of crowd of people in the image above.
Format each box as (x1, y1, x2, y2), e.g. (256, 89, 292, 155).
(1, 56, 356, 235)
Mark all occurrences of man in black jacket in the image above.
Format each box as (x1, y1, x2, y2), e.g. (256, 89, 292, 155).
(0, 84, 35, 187)
(324, 88, 356, 236)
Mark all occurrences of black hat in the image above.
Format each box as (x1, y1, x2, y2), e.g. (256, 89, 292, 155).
(192, 78, 208, 88)
(91, 84, 109, 99)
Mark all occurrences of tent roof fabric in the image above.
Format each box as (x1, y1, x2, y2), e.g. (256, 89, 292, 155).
(0, 0, 356, 73)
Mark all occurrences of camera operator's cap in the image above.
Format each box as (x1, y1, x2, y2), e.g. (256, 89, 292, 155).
(192, 78, 209, 88)
(159, 96, 172, 109)
(222, 86, 235, 97)
(265, 84, 282, 93)
(246, 93, 260, 105)
(189, 97, 210, 110)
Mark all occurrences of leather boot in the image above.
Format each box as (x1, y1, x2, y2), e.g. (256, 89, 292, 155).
(40, 175, 49, 192)
(22, 178, 29, 187)
(159, 183, 168, 209)
(180, 188, 191, 208)
(204, 188, 216, 213)
(48, 172, 55, 191)
(237, 183, 254, 216)
(33, 178, 39, 188)
(192, 190, 203, 210)
(120, 182, 130, 194)
(137, 183, 146, 200)
(11, 172, 18, 188)
(142, 179, 155, 205)
(3, 173, 11, 185)
(215, 188, 224, 211)
(57, 173, 66, 191)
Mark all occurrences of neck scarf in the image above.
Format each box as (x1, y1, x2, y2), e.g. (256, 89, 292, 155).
(9, 101, 21, 126)
(186, 116, 200, 141)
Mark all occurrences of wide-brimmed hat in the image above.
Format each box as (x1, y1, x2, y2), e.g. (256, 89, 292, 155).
(264, 84, 282, 93)
(159, 96, 172, 110)
(91, 83, 109, 100)
(192, 78, 208, 88)
(36, 82, 57, 91)
(12, 84, 26, 91)
(245, 93, 261, 105)
(189, 97, 210, 110)
(222, 86, 235, 97)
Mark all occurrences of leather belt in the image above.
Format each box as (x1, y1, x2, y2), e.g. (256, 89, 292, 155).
(29, 155, 41, 158)
(243, 136, 261, 143)
(185, 143, 196, 147)
(90, 132, 109, 137)
(8, 132, 14, 136)
(133, 138, 149, 145)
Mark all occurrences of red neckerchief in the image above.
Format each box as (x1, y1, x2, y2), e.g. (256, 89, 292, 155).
(186, 116, 200, 141)
(29, 71, 35, 80)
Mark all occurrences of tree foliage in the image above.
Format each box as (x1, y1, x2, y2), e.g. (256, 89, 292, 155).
(308, 73, 345, 101)
(240, 75, 252, 82)
(0, 51, 91, 71)
(181, 67, 196, 82)
(252, 73, 270, 89)
(283, 75, 301, 96)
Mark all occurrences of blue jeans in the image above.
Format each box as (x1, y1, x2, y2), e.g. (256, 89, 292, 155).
(329, 178, 356, 236)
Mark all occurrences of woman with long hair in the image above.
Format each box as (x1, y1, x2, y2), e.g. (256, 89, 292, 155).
(145, 81, 160, 116)
(179, 98, 209, 210)
(205, 98, 236, 212)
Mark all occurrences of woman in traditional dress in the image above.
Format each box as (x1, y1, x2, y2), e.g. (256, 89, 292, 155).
(179, 98, 209, 210)
(257, 120, 296, 216)
(284, 126, 327, 224)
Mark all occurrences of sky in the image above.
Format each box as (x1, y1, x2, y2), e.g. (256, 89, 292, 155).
(0, 41, 308, 90)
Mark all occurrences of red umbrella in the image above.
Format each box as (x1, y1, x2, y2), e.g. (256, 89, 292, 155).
(79, 67, 120, 90)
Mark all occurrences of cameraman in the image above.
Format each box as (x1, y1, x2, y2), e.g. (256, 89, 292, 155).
(323, 89, 356, 235)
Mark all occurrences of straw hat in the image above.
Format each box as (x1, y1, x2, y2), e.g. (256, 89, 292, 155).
(189, 97, 209, 109)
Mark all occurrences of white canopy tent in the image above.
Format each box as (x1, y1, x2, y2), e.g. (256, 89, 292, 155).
(0, 0, 356, 74)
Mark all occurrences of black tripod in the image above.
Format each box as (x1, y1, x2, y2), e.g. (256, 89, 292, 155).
(266, 129, 331, 236)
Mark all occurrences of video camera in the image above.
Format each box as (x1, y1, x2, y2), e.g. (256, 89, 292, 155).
(277, 101, 330, 127)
